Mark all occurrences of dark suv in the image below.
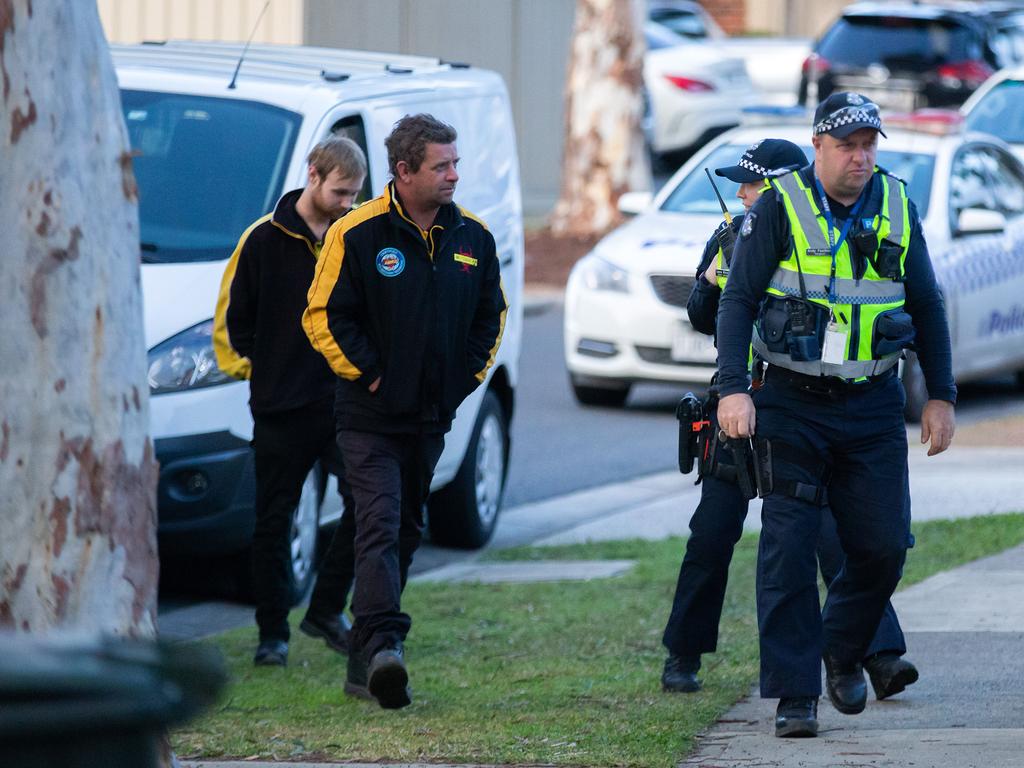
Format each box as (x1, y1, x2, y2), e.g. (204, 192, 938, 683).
(799, 2, 1024, 110)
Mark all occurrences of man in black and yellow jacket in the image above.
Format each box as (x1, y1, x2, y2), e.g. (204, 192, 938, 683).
(304, 114, 507, 709)
(214, 136, 367, 668)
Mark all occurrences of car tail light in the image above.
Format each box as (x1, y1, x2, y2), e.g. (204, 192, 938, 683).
(663, 75, 715, 93)
(885, 108, 965, 135)
(802, 53, 830, 78)
(935, 60, 994, 89)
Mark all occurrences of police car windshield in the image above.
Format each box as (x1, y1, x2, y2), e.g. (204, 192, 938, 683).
(121, 90, 301, 263)
(965, 80, 1024, 144)
(660, 143, 934, 218)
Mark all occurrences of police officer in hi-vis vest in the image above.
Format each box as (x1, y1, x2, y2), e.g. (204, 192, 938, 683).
(716, 94, 956, 737)
(662, 139, 917, 717)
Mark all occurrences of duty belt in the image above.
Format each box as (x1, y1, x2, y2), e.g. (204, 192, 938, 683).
(765, 364, 896, 397)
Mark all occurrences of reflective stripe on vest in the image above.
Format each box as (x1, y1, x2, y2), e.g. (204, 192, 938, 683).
(757, 169, 912, 378)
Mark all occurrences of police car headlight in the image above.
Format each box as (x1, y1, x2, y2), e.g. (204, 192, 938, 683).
(147, 319, 233, 395)
(579, 255, 630, 293)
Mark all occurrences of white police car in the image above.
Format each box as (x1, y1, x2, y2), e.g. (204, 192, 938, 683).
(962, 65, 1024, 164)
(564, 112, 1024, 418)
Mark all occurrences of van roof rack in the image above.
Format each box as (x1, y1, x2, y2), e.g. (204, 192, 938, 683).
(111, 40, 461, 87)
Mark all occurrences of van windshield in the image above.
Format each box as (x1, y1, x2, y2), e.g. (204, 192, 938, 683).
(121, 90, 301, 263)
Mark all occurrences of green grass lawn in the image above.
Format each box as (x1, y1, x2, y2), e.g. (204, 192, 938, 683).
(174, 512, 1024, 766)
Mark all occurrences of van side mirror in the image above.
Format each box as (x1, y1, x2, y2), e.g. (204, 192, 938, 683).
(955, 207, 1006, 236)
(618, 191, 653, 216)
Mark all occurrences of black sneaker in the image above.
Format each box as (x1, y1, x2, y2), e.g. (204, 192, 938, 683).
(253, 639, 288, 667)
(367, 644, 411, 709)
(344, 649, 374, 701)
(300, 611, 351, 655)
(661, 654, 702, 693)
(864, 653, 919, 700)
(775, 697, 818, 738)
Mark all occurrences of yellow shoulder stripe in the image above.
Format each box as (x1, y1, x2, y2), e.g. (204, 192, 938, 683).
(458, 206, 490, 231)
(213, 213, 272, 380)
(303, 195, 389, 379)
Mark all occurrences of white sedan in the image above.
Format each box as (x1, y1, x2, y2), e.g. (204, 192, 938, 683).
(564, 116, 1024, 417)
(643, 23, 754, 157)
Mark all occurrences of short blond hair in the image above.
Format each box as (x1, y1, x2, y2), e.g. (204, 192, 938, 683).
(307, 135, 367, 181)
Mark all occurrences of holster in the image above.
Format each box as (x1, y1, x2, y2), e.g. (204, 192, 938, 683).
(676, 392, 709, 475)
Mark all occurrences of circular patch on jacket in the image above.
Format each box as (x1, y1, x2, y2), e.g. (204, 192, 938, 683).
(376, 247, 405, 277)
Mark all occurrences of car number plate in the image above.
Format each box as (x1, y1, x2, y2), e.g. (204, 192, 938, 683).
(670, 323, 716, 363)
(841, 85, 916, 112)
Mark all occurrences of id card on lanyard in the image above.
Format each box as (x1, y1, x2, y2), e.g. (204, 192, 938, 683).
(815, 176, 865, 366)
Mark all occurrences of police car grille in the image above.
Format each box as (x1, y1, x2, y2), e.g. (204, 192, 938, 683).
(649, 274, 695, 309)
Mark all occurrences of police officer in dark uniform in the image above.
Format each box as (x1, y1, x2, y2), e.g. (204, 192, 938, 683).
(716, 94, 956, 737)
(663, 140, 917, 708)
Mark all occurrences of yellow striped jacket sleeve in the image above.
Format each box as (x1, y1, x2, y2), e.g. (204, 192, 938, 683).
(213, 214, 271, 380)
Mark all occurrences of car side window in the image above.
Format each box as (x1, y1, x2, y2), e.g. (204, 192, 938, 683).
(949, 144, 1024, 230)
(328, 113, 373, 203)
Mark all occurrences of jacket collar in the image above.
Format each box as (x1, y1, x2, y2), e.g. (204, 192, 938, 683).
(799, 163, 881, 217)
(271, 188, 322, 249)
(386, 181, 462, 236)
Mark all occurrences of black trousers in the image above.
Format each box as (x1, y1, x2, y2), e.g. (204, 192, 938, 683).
(252, 403, 355, 642)
(662, 416, 907, 665)
(338, 429, 445, 658)
(754, 374, 910, 698)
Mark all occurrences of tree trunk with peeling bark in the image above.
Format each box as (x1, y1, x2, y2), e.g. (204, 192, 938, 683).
(550, 0, 648, 237)
(0, 1, 158, 638)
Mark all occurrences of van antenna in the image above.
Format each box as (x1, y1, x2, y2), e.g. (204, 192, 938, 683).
(228, 0, 271, 89)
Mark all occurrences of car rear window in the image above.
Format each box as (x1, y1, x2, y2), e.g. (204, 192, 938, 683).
(965, 79, 1024, 143)
(819, 15, 982, 69)
(660, 142, 935, 218)
(122, 90, 301, 263)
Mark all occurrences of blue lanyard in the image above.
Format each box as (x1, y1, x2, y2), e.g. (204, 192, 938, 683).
(814, 176, 865, 305)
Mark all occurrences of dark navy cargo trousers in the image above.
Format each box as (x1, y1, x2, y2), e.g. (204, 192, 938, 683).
(662, 418, 907, 664)
(754, 373, 910, 698)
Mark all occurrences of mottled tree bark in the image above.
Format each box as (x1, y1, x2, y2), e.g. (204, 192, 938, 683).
(550, 0, 648, 237)
(0, 1, 158, 638)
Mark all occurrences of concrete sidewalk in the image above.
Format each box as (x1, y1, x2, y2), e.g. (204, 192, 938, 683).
(181, 442, 1024, 768)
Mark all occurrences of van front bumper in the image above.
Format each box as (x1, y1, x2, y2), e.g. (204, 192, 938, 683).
(154, 431, 256, 556)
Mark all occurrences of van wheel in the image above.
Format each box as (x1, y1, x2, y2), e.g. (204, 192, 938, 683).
(233, 465, 322, 605)
(901, 352, 927, 423)
(570, 374, 631, 407)
(428, 390, 507, 549)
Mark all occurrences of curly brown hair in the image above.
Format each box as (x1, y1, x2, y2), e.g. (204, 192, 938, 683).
(385, 114, 457, 177)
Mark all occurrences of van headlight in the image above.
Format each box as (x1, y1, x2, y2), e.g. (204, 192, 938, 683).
(148, 319, 233, 395)
(578, 255, 630, 293)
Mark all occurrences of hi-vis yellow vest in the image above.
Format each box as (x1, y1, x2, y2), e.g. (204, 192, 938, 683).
(751, 169, 911, 379)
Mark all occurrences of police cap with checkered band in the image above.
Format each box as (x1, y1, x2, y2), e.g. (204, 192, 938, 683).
(813, 91, 888, 139)
(714, 138, 808, 184)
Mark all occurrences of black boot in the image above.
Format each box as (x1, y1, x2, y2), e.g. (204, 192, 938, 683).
(368, 644, 411, 709)
(661, 654, 701, 693)
(824, 653, 867, 714)
(253, 639, 288, 667)
(344, 648, 373, 701)
(775, 697, 818, 737)
(864, 652, 919, 700)
(300, 610, 352, 655)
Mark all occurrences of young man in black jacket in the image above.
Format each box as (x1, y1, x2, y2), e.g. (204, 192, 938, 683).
(304, 114, 507, 709)
(214, 136, 367, 667)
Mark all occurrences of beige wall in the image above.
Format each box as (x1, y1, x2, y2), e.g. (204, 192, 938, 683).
(303, 0, 576, 215)
(746, 0, 851, 38)
(97, 0, 304, 44)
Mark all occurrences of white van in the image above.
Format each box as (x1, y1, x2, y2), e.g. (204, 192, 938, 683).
(112, 41, 524, 598)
